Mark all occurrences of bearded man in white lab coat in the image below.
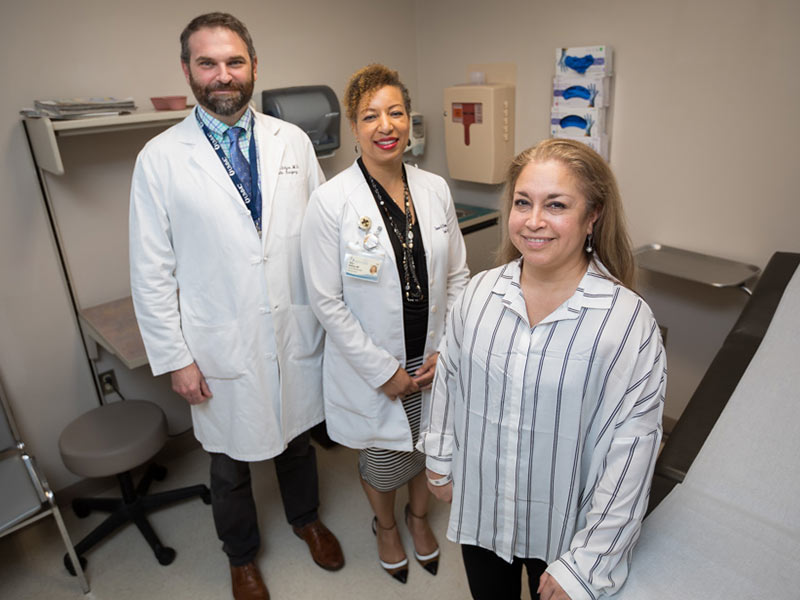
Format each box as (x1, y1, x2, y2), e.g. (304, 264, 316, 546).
(129, 12, 343, 600)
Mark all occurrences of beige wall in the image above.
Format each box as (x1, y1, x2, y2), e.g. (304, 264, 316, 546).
(411, 0, 800, 422)
(1, 0, 798, 490)
(0, 0, 418, 489)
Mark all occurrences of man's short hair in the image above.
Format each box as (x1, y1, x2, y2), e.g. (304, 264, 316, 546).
(180, 12, 256, 64)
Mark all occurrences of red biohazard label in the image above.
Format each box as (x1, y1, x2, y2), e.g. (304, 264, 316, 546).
(452, 102, 481, 146)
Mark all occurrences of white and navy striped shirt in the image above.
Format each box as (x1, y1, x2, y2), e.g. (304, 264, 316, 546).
(418, 260, 666, 600)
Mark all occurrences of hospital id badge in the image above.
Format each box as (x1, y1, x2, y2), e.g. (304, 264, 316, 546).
(344, 252, 383, 282)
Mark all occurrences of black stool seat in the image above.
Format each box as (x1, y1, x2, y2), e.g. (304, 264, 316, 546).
(58, 400, 210, 574)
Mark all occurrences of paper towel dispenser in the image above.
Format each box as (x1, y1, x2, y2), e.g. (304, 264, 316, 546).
(261, 85, 340, 156)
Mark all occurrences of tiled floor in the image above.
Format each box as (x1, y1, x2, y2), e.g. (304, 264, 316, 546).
(0, 442, 534, 599)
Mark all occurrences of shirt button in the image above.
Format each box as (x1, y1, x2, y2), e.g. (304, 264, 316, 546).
(259, 307, 268, 314)
(428, 331, 434, 338)
(265, 352, 276, 360)
(431, 305, 438, 313)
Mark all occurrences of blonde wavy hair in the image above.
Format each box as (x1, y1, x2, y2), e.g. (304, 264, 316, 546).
(497, 139, 635, 289)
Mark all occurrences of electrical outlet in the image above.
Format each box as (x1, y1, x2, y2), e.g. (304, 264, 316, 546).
(99, 370, 118, 395)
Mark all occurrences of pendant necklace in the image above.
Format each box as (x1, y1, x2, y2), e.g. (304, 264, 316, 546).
(365, 169, 425, 303)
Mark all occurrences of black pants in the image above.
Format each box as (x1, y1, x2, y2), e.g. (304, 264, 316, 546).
(209, 431, 319, 566)
(462, 544, 548, 600)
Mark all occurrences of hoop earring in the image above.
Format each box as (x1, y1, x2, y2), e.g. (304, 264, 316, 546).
(585, 233, 593, 254)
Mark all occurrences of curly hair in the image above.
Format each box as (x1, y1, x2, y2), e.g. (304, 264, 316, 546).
(343, 64, 411, 123)
(497, 138, 635, 289)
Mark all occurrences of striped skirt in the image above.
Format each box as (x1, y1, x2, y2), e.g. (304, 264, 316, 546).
(358, 355, 426, 492)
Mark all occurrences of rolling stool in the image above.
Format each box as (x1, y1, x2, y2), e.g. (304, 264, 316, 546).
(58, 399, 210, 575)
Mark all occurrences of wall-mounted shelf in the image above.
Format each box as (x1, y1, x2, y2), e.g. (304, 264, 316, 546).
(79, 297, 147, 370)
(22, 109, 192, 406)
(24, 109, 191, 175)
(635, 244, 760, 295)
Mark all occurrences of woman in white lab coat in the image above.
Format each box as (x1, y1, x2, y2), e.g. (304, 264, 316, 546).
(301, 64, 469, 583)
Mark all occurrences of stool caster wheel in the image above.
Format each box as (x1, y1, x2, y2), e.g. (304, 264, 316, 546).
(72, 499, 91, 518)
(201, 487, 211, 505)
(151, 464, 168, 481)
(64, 553, 87, 576)
(156, 546, 176, 565)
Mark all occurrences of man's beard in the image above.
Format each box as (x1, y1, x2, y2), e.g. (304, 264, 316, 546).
(189, 70, 254, 116)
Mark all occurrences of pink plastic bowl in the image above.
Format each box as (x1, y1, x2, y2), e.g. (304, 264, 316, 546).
(150, 96, 187, 110)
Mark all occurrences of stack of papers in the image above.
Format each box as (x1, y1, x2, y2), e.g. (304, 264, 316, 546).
(21, 97, 137, 119)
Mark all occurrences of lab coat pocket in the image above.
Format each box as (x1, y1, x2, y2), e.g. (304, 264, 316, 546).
(182, 320, 246, 379)
(325, 351, 381, 419)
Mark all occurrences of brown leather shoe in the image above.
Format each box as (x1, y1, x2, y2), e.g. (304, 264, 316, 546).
(292, 519, 345, 571)
(230, 562, 269, 600)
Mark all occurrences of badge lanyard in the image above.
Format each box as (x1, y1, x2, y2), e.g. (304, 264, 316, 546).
(200, 123, 262, 232)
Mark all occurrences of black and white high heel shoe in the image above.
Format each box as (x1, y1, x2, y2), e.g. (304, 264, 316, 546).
(372, 517, 409, 584)
(404, 504, 440, 575)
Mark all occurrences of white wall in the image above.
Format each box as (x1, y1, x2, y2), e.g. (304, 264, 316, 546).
(412, 0, 800, 422)
(2, 0, 799, 490)
(0, 0, 418, 490)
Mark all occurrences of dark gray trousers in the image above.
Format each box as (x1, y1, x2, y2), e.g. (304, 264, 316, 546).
(209, 431, 319, 565)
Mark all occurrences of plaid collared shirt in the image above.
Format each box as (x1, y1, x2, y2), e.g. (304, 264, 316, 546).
(196, 105, 254, 162)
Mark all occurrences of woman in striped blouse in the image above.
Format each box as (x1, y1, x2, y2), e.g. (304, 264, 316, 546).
(418, 139, 667, 600)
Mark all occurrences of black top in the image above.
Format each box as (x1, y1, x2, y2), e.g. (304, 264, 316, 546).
(357, 158, 429, 360)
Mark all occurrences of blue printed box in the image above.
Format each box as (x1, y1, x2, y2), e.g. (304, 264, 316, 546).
(556, 45, 612, 77)
(550, 107, 606, 138)
(552, 76, 609, 108)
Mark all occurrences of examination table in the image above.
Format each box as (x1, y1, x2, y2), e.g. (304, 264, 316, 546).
(617, 251, 800, 598)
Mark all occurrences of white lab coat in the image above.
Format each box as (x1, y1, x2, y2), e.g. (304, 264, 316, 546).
(301, 161, 469, 451)
(130, 108, 325, 461)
